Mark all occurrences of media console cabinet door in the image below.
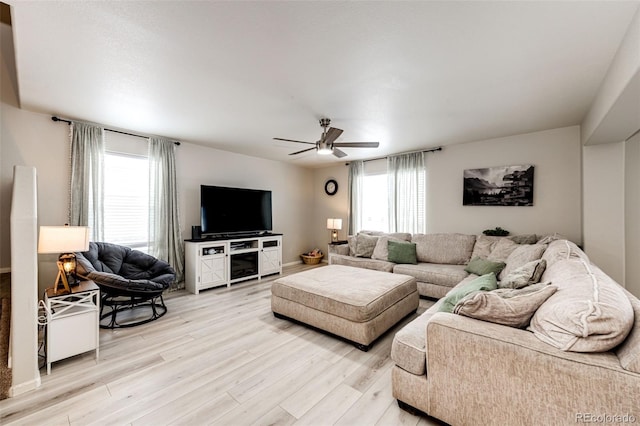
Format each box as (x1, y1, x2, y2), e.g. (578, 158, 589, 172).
(199, 255, 227, 289)
(261, 247, 281, 275)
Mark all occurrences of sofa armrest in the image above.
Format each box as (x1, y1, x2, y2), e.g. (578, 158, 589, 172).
(328, 244, 350, 256)
(424, 313, 639, 425)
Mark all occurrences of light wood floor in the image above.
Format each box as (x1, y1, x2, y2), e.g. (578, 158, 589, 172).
(0, 263, 440, 426)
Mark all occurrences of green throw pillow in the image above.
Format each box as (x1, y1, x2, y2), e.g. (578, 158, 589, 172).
(464, 257, 506, 276)
(387, 240, 418, 264)
(439, 273, 498, 313)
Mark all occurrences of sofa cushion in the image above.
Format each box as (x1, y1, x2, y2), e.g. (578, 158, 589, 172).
(616, 287, 640, 374)
(486, 238, 520, 262)
(360, 230, 411, 240)
(530, 258, 634, 352)
(499, 259, 547, 289)
(541, 239, 588, 268)
(354, 233, 379, 258)
(508, 234, 538, 245)
(388, 240, 418, 264)
(537, 232, 566, 245)
(412, 233, 476, 265)
(500, 243, 547, 280)
(454, 282, 557, 328)
(391, 299, 444, 375)
(464, 257, 506, 276)
(371, 236, 405, 261)
(470, 235, 503, 259)
(439, 273, 498, 313)
(329, 254, 395, 272)
(393, 263, 469, 288)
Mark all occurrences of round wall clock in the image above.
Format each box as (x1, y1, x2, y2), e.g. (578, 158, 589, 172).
(324, 179, 338, 196)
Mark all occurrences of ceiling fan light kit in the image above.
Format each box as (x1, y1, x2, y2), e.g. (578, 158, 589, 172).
(275, 118, 379, 158)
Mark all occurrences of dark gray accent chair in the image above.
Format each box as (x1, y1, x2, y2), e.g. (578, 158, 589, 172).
(76, 242, 176, 328)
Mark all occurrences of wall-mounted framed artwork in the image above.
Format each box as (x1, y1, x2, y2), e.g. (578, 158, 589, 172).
(463, 164, 534, 206)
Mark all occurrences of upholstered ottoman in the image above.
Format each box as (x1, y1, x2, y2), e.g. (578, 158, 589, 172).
(271, 265, 419, 351)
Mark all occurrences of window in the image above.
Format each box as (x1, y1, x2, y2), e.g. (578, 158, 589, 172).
(357, 155, 426, 234)
(103, 152, 149, 250)
(362, 173, 388, 232)
(85, 132, 151, 251)
(361, 159, 389, 232)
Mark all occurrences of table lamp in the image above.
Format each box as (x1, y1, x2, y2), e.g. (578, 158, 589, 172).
(326, 218, 342, 243)
(38, 225, 90, 294)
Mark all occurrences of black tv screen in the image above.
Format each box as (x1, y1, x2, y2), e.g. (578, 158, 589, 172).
(200, 185, 272, 236)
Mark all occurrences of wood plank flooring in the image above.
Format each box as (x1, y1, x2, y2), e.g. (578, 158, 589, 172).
(0, 263, 439, 426)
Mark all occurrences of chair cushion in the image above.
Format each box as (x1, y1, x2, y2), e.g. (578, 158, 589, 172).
(76, 242, 175, 290)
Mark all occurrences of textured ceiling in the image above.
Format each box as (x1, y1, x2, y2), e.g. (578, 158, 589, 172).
(8, 1, 639, 167)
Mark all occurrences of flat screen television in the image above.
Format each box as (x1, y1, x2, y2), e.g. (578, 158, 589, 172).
(200, 185, 272, 236)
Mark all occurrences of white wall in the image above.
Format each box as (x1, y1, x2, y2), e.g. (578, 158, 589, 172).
(312, 126, 583, 247)
(625, 133, 640, 297)
(582, 142, 625, 284)
(311, 164, 349, 253)
(427, 126, 582, 242)
(0, 108, 314, 292)
(176, 143, 313, 265)
(582, 6, 640, 145)
(579, 6, 640, 295)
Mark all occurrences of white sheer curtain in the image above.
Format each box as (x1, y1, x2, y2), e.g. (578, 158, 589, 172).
(387, 152, 426, 234)
(69, 122, 105, 241)
(348, 161, 364, 235)
(148, 137, 184, 286)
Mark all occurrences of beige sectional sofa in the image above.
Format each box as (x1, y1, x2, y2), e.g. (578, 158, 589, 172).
(328, 231, 539, 299)
(390, 239, 640, 425)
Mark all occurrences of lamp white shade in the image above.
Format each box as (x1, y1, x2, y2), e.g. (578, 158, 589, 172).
(37, 226, 90, 254)
(326, 218, 343, 230)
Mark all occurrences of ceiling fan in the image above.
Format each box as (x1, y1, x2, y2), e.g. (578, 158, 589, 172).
(274, 118, 380, 158)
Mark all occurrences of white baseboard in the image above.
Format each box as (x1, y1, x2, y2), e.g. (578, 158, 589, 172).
(282, 260, 303, 267)
(9, 375, 41, 398)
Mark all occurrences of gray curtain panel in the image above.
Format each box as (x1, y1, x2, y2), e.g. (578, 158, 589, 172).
(348, 160, 364, 235)
(387, 152, 425, 234)
(148, 137, 185, 286)
(69, 122, 105, 241)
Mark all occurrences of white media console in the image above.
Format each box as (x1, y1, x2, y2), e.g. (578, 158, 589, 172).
(185, 234, 282, 294)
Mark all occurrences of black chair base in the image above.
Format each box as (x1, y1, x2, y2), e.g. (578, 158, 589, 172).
(100, 292, 167, 329)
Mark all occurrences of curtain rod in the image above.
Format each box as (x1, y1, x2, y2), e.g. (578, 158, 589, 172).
(52, 116, 181, 146)
(344, 146, 442, 165)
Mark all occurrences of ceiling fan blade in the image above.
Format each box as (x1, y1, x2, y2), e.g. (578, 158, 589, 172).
(323, 127, 344, 145)
(332, 148, 348, 158)
(333, 142, 380, 148)
(289, 146, 317, 156)
(273, 137, 315, 145)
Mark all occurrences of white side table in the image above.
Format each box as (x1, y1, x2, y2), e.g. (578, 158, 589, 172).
(45, 280, 100, 374)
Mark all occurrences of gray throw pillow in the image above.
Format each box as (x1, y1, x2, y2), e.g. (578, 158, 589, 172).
(499, 259, 547, 289)
(454, 283, 558, 328)
(371, 236, 405, 261)
(387, 240, 418, 264)
(486, 238, 519, 262)
(500, 243, 547, 279)
(464, 257, 506, 276)
(354, 233, 378, 258)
